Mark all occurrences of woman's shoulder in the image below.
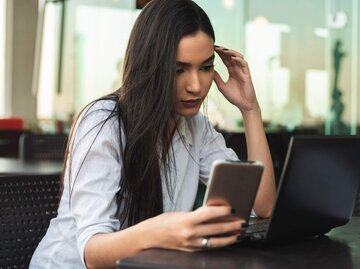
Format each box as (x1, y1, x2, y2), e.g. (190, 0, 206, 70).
(78, 98, 118, 123)
(82, 98, 117, 115)
(73, 98, 119, 136)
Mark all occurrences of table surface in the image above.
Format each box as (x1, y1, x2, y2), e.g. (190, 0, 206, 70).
(0, 157, 63, 175)
(117, 217, 360, 269)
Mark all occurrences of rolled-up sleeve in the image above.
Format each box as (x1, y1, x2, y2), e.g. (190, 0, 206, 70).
(67, 101, 123, 266)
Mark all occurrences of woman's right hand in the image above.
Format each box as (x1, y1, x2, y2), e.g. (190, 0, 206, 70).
(139, 206, 246, 252)
(84, 206, 246, 268)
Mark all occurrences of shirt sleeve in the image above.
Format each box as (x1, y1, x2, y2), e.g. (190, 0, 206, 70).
(197, 114, 239, 180)
(67, 101, 123, 267)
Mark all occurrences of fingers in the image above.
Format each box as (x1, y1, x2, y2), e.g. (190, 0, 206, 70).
(214, 46, 249, 73)
(213, 70, 226, 92)
(161, 208, 247, 252)
(195, 219, 245, 238)
(190, 206, 247, 236)
(230, 55, 249, 69)
(196, 234, 239, 250)
(214, 46, 244, 69)
(214, 47, 233, 68)
(191, 205, 235, 224)
(215, 45, 244, 59)
(183, 234, 240, 252)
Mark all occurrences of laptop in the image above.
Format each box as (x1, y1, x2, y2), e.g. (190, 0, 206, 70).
(241, 135, 360, 245)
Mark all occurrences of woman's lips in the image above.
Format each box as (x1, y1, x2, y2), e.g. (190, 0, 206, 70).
(181, 99, 201, 108)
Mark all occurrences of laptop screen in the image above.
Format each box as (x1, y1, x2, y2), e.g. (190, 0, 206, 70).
(265, 135, 360, 241)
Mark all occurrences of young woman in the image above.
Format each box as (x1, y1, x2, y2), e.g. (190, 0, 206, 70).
(30, 0, 276, 268)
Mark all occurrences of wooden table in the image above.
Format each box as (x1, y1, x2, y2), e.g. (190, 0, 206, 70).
(0, 157, 63, 175)
(117, 217, 360, 269)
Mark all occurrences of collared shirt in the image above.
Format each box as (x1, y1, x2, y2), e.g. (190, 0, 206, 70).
(30, 99, 238, 268)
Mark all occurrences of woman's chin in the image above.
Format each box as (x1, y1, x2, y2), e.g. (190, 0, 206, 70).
(176, 108, 200, 118)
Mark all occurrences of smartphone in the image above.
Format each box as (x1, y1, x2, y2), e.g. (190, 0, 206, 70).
(203, 159, 264, 221)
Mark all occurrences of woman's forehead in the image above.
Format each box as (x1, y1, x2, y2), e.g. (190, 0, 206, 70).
(176, 31, 214, 64)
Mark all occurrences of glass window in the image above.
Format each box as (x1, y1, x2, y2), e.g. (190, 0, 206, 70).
(37, 2, 62, 120)
(196, 0, 359, 134)
(0, 0, 6, 116)
(68, 1, 139, 113)
(194, 0, 246, 131)
(36, 0, 138, 132)
(36, 0, 359, 134)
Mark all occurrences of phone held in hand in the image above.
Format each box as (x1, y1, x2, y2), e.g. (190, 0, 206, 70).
(203, 159, 264, 222)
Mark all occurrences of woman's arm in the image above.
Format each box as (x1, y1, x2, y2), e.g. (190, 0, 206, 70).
(84, 206, 245, 268)
(242, 108, 276, 217)
(213, 46, 276, 218)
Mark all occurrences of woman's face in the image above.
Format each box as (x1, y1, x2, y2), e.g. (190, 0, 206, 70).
(175, 31, 215, 117)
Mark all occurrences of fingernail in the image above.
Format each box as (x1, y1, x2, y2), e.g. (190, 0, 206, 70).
(223, 48, 229, 51)
(231, 208, 236, 214)
(241, 222, 249, 229)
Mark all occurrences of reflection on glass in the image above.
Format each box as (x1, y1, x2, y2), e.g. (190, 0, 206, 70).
(35, 0, 359, 134)
(198, 0, 359, 134)
(37, 0, 137, 125)
(37, 3, 62, 120)
(246, 19, 291, 127)
(0, 0, 6, 116)
(74, 5, 138, 110)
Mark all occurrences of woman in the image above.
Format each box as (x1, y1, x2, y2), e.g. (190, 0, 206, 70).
(30, 0, 276, 268)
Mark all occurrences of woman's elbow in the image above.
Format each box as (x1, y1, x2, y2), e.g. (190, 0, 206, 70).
(254, 201, 274, 218)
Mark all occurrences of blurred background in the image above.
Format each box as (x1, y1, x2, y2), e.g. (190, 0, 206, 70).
(0, 0, 359, 152)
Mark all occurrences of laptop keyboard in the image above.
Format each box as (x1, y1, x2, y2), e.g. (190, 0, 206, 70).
(246, 218, 270, 233)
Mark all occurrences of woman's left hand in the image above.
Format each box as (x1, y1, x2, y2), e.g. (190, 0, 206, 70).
(213, 46, 259, 114)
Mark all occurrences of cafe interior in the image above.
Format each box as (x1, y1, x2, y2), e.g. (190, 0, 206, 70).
(0, 0, 360, 268)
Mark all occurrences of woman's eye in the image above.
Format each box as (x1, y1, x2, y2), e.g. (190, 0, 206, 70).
(201, 65, 215, 72)
(176, 68, 185, 74)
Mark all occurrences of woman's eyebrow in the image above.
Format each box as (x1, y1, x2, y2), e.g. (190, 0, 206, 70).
(176, 54, 215, 66)
(202, 54, 215, 64)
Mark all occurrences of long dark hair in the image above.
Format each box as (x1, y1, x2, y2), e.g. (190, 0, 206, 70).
(64, 0, 215, 227)
(118, 0, 215, 226)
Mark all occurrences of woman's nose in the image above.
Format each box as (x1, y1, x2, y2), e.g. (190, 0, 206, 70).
(185, 72, 201, 93)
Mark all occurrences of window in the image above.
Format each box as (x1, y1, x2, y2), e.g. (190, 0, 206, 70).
(196, 0, 359, 134)
(36, 0, 359, 134)
(36, 0, 138, 132)
(0, 0, 6, 116)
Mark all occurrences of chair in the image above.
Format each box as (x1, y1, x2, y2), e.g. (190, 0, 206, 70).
(0, 174, 60, 268)
(223, 132, 247, 160)
(0, 130, 31, 158)
(0, 117, 24, 131)
(222, 132, 291, 184)
(353, 189, 360, 216)
(265, 132, 291, 182)
(19, 133, 68, 161)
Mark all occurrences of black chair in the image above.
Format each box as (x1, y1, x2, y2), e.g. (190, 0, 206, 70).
(19, 134, 68, 161)
(353, 189, 360, 216)
(222, 132, 291, 184)
(0, 130, 31, 158)
(0, 174, 60, 268)
(222, 132, 247, 160)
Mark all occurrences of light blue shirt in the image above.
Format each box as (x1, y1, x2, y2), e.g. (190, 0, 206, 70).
(30, 99, 238, 268)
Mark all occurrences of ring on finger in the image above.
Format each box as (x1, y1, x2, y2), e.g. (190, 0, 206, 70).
(201, 237, 212, 249)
